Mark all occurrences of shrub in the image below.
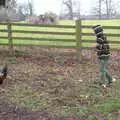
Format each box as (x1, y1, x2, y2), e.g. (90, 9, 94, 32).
(27, 12, 58, 25)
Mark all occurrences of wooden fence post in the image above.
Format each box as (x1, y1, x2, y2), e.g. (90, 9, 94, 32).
(8, 22, 13, 54)
(76, 20, 82, 60)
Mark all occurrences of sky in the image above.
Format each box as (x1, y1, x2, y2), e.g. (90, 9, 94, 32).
(33, 0, 92, 15)
(18, 0, 93, 15)
(33, 0, 62, 15)
(18, 0, 120, 15)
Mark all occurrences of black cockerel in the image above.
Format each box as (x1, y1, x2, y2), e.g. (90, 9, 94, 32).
(0, 64, 8, 84)
(0, 57, 16, 84)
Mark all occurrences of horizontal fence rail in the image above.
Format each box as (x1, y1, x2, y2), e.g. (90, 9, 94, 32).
(12, 37, 76, 42)
(11, 23, 76, 28)
(0, 20, 120, 55)
(12, 30, 76, 35)
(82, 25, 120, 29)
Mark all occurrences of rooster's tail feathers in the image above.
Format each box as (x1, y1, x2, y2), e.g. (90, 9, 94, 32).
(2, 64, 8, 77)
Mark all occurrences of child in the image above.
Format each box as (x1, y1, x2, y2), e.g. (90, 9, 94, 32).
(92, 25, 116, 87)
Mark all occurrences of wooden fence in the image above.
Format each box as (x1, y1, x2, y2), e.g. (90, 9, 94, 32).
(0, 20, 120, 55)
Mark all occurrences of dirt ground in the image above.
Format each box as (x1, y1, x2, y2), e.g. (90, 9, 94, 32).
(0, 47, 120, 120)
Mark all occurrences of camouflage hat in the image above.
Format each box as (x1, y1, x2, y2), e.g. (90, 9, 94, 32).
(92, 25, 103, 36)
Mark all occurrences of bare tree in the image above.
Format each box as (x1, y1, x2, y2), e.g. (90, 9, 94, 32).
(0, 0, 6, 7)
(0, 0, 18, 21)
(0, 0, 17, 8)
(94, 0, 104, 19)
(63, 0, 73, 19)
(16, 0, 34, 21)
(62, 0, 81, 20)
(98, 0, 102, 19)
(8, 0, 17, 9)
(17, 3, 30, 20)
(105, 0, 113, 19)
(27, 0, 34, 16)
(91, 0, 119, 19)
(102, 0, 119, 19)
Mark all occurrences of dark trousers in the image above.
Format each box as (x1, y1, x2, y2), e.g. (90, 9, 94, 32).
(99, 56, 112, 84)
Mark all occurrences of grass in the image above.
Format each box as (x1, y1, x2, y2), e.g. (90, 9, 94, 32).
(96, 98, 120, 114)
(59, 20, 120, 26)
(4, 72, 120, 119)
(0, 20, 120, 48)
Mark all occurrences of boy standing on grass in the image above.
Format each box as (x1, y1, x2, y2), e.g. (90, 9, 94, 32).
(92, 25, 116, 87)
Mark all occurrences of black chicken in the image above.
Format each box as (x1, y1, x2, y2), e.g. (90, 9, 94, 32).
(0, 57, 16, 84)
(0, 64, 8, 84)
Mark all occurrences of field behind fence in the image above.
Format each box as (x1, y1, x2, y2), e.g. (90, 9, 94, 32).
(0, 20, 120, 55)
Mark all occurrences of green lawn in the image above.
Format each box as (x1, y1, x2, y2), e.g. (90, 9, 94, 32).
(59, 19, 120, 26)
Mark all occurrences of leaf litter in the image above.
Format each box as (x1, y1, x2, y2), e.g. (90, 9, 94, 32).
(0, 49, 120, 120)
